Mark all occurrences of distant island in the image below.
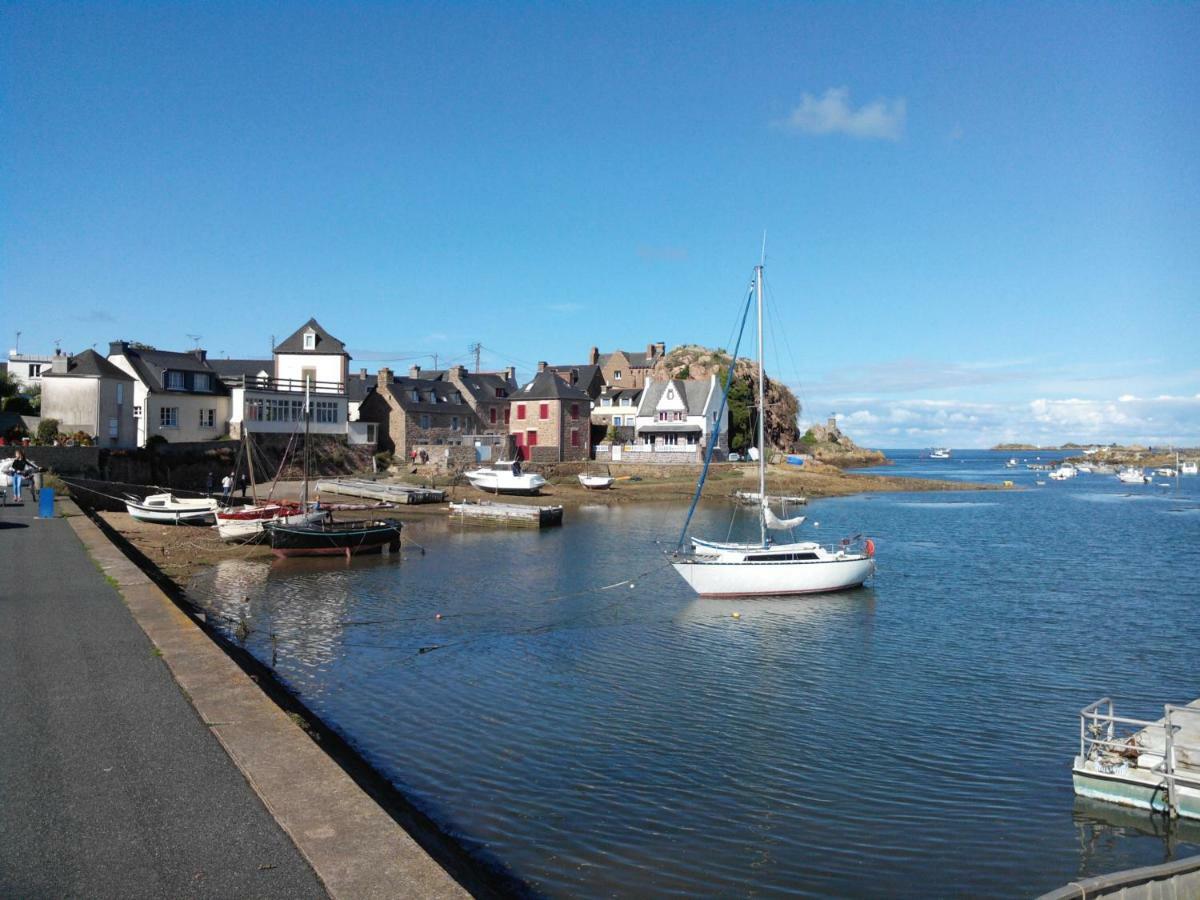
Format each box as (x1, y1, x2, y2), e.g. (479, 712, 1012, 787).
(991, 442, 1113, 451)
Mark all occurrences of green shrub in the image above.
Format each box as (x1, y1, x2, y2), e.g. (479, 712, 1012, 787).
(36, 418, 60, 445)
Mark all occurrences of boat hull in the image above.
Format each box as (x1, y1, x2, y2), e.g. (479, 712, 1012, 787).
(465, 474, 546, 495)
(671, 555, 875, 597)
(126, 494, 219, 525)
(266, 519, 403, 558)
(216, 509, 327, 542)
(578, 475, 614, 490)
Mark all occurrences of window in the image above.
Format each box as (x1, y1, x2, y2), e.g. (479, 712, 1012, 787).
(116, 383, 124, 405)
(504, 407, 511, 424)
(165, 371, 184, 390)
(602, 397, 612, 407)
(489, 408, 497, 424)
(29, 363, 43, 378)
(516, 404, 526, 421)
(160, 406, 178, 427)
(133, 405, 143, 418)
(303, 330, 316, 350)
(199, 409, 215, 428)
(666, 388, 674, 400)
(193, 373, 211, 392)
(451, 416, 460, 431)
(570, 428, 580, 447)
(108, 418, 119, 438)
(494, 387, 507, 398)
(314, 400, 339, 424)
(613, 370, 622, 381)
(420, 413, 431, 428)
(539, 403, 549, 420)
(570, 403, 579, 419)
(410, 390, 420, 403)
(613, 416, 622, 426)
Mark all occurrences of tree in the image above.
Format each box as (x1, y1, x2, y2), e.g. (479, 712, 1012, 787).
(0, 371, 19, 402)
(3, 395, 34, 415)
(36, 418, 60, 445)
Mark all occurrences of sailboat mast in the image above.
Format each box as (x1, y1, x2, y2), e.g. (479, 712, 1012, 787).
(756, 264, 767, 547)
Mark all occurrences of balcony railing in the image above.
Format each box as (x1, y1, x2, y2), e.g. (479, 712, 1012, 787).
(221, 375, 345, 395)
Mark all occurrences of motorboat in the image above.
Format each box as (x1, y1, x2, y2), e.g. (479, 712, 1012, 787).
(669, 261, 875, 597)
(1182, 461, 1198, 476)
(215, 502, 329, 542)
(1116, 467, 1150, 485)
(125, 493, 219, 525)
(265, 518, 403, 558)
(1155, 467, 1177, 478)
(1048, 464, 1077, 480)
(1005, 458, 1019, 468)
(465, 460, 547, 495)
(930, 448, 951, 459)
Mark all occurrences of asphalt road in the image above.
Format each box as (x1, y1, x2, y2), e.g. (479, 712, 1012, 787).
(0, 497, 327, 898)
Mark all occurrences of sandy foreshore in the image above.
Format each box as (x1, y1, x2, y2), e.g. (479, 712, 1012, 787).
(94, 462, 1000, 592)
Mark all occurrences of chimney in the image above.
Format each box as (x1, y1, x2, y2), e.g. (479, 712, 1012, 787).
(537, 361, 548, 373)
(409, 364, 422, 378)
(646, 343, 654, 358)
(503, 366, 515, 383)
(192, 348, 207, 362)
(655, 341, 665, 358)
(570, 368, 578, 384)
(51, 350, 69, 375)
(451, 364, 467, 379)
(377, 367, 392, 389)
(359, 367, 367, 380)
(109, 340, 129, 357)
(589, 346, 599, 365)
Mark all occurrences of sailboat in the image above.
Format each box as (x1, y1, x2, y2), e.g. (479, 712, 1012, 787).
(670, 263, 875, 597)
(264, 387, 403, 559)
(215, 428, 327, 542)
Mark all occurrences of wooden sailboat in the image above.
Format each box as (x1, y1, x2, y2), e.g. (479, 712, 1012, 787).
(670, 263, 875, 597)
(215, 428, 327, 542)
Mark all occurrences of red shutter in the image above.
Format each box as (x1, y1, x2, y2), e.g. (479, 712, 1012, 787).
(517, 404, 526, 420)
(539, 403, 549, 420)
(490, 408, 497, 424)
(570, 428, 580, 447)
(504, 407, 511, 424)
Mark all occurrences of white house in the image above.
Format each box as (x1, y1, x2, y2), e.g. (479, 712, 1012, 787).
(40, 349, 137, 447)
(624, 375, 728, 462)
(107, 342, 230, 446)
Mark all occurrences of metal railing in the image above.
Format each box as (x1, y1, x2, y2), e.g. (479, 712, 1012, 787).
(221, 375, 345, 395)
(1079, 698, 1200, 818)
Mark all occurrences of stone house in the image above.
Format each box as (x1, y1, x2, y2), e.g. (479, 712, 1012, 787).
(358, 366, 480, 457)
(40, 349, 137, 447)
(413, 364, 518, 436)
(509, 369, 593, 462)
(544, 362, 605, 400)
(587, 342, 666, 390)
(615, 374, 728, 463)
(107, 342, 230, 446)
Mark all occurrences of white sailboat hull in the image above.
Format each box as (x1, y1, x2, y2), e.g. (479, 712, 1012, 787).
(672, 554, 875, 597)
(125, 493, 220, 525)
(465, 471, 547, 494)
(215, 509, 327, 542)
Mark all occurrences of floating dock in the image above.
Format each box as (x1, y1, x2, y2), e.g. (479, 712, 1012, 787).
(733, 490, 807, 506)
(448, 500, 563, 528)
(316, 479, 445, 505)
(1073, 696, 1200, 820)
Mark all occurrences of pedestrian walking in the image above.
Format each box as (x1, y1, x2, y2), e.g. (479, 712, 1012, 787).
(239, 473, 249, 498)
(9, 449, 35, 503)
(221, 472, 234, 502)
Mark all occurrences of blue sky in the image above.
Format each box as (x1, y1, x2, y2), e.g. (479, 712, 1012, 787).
(4, 2, 1197, 447)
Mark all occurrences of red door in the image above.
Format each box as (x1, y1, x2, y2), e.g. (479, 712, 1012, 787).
(514, 432, 527, 461)
(525, 430, 538, 460)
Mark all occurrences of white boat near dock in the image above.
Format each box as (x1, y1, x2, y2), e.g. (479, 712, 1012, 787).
(464, 460, 547, 495)
(125, 493, 219, 525)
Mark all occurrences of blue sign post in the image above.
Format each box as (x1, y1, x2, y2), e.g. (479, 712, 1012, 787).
(38, 488, 55, 519)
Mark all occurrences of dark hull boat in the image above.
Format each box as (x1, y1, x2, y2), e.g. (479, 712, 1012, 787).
(265, 518, 403, 559)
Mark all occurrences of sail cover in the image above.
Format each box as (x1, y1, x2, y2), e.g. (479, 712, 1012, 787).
(763, 506, 805, 530)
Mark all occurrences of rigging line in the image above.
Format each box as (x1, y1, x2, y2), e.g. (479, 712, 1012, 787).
(763, 275, 812, 428)
(675, 278, 756, 552)
(478, 345, 539, 371)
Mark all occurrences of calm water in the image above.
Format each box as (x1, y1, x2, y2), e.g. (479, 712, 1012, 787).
(189, 451, 1200, 897)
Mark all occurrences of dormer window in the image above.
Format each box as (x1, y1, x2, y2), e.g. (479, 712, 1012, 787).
(410, 390, 420, 403)
(303, 330, 316, 350)
(165, 371, 185, 390)
(666, 388, 674, 400)
(194, 373, 211, 392)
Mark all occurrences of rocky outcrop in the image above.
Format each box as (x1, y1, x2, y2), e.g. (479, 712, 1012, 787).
(800, 419, 888, 468)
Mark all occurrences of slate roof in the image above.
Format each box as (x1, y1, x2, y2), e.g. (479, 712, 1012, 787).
(208, 359, 273, 380)
(598, 387, 642, 405)
(274, 318, 349, 356)
(42, 350, 132, 380)
(454, 372, 517, 403)
(344, 372, 375, 404)
(383, 377, 475, 415)
(112, 346, 226, 394)
(638, 379, 714, 415)
(600, 350, 653, 368)
(517, 369, 593, 402)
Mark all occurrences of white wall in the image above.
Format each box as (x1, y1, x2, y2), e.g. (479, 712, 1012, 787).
(274, 352, 345, 388)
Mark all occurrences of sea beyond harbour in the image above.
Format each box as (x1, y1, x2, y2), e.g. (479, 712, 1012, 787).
(188, 450, 1200, 897)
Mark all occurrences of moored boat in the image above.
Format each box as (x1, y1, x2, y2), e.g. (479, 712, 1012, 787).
(465, 460, 547, 495)
(125, 493, 219, 525)
(265, 518, 403, 558)
(1116, 467, 1150, 485)
(215, 502, 329, 542)
(930, 447, 951, 459)
(669, 261, 874, 598)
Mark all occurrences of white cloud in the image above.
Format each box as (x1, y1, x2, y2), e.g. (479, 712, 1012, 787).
(776, 87, 906, 141)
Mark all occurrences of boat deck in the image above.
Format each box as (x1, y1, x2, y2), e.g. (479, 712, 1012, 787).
(1073, 696, 1200, 821)
(316, 478, 446, 504)
(448, 501, 563, 528)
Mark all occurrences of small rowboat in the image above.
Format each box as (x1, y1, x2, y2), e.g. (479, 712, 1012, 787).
(578, 473, 615, 490)
(125, 493, 219, 525)
(264, 517, 403, 558)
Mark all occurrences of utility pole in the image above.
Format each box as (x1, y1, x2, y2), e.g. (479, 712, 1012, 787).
(432, 353, 439, 369)
(468, 342, 482, 372)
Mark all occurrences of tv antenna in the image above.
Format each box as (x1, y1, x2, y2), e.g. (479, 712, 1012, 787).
(468, 342, 482, 372)
(187, 333, 202, 349)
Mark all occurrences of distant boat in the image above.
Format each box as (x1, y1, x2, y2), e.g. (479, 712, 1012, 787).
(465, 460, 547, 495)
(1182, 461, 1198, 476)
(125, 493, 219, 525)
(930, 448, 951, 459)
(1005, 458, 1019, 468)
(1048, 464, 1077, 481)
(1155, 467, 1177, 478)
(1116, 467, 1150, 485)
(669, 262, 875, 598)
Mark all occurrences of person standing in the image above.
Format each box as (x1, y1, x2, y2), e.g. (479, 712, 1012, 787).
(238, 473, 249, 498)
(221, 472, 234, 503)
(9, 449, 33, 503)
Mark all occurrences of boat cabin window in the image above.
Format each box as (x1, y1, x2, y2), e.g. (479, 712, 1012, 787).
(746, 552, 820, 562)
